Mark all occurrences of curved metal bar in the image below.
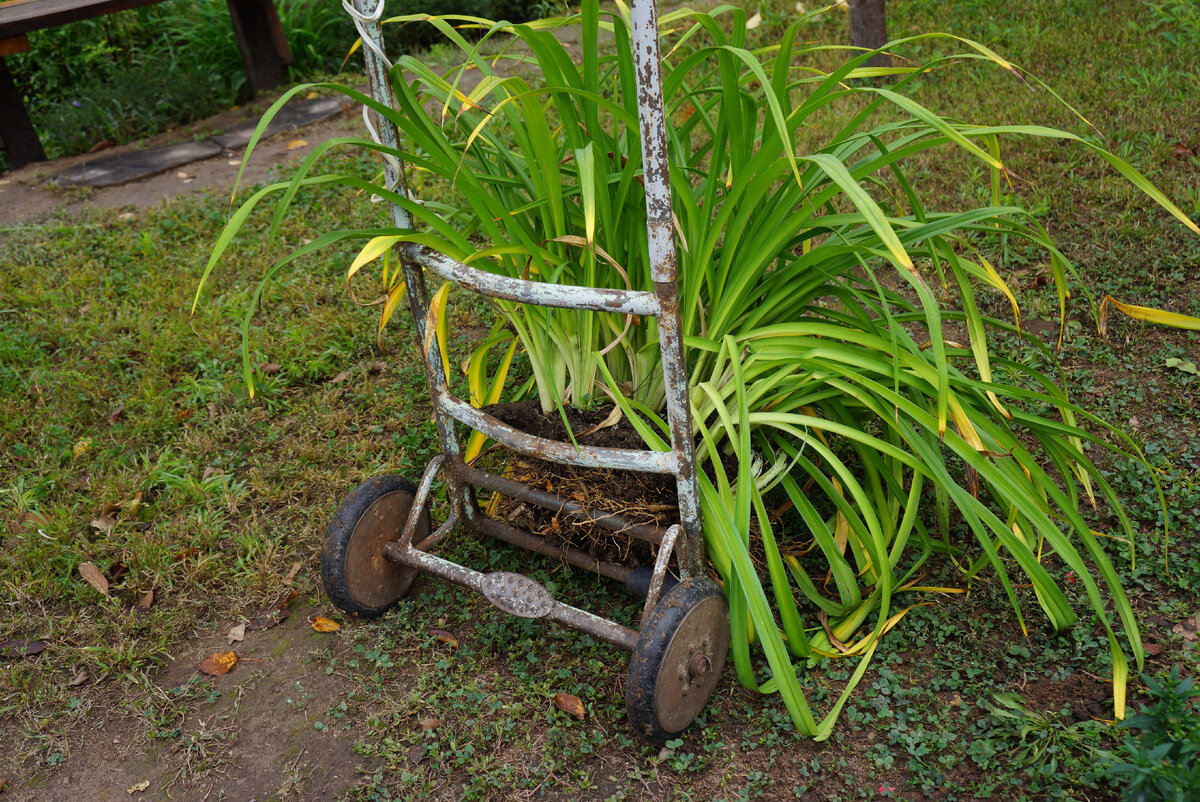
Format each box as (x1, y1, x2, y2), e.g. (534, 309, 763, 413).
(641, 524, 680, 624)
(437, 393, 677, 474)
(411, 246, 661, 317)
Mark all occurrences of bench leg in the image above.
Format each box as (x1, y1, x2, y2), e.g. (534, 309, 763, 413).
(226, 0, 294, 93)
(0, 58, 46, 168)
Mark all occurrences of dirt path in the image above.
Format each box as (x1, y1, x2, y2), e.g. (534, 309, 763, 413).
(0, 94, 365, 228)
(15, 605, 375, 801)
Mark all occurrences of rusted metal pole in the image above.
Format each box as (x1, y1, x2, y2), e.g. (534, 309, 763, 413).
(439, 394, 676, 474)
(384, 536, 639, 650)
(630, 0, 704, 578)
(353, 0, 475, 520)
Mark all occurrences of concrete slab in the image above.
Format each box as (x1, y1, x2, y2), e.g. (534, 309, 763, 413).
(211, 96, 348, 150)
(52, 140, 221, 188)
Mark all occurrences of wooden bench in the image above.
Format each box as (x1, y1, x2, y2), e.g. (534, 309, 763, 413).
(0, 0, 293, 167)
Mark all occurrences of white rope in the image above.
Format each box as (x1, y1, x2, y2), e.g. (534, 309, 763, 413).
(341, 0, 393, 71)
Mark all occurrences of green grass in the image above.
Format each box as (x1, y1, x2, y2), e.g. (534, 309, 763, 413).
(2, 0, 1200, 798)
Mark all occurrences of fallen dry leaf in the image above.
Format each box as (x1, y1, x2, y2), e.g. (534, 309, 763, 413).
(227, 623, 246, 645)
(1172, 615, 1199, 643)
(1171, 142, 1194, 159)
(0, 640, 47, 659)
(419, 717, 442, 732)
(1144, 642, 1163, 656)
(68, 670, 90, 687)
(248, 608, 291, 631)
(175, 171, 189, 179)
(407, 744, 424, 765)
(90, 502, 121, 535)
(285, 138, 308, 150)
(259, 362, 281, 375)
(72, 437, 93, 457)
(78, 563, 109, 596)
(125, 491, 143, 518)
(553, 693, 586, 720)
(429, 629, 457, 648)
(282, 562, 302, 584)
(137, 589, 154, 611)
(126, 779, 150, 794)
(311, 616, 340, 633)
(369, 361, 387, 374)
(330, 370, 351, 384)
(109, 403, 125, 424)
(198, 651, 238, 676)
(277, 589, 298, 609)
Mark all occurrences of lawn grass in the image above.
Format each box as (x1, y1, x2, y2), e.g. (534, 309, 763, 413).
(1, 0, 1199, 798)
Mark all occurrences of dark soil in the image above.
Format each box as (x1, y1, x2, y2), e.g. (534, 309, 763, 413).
(482, 400, 678, 567)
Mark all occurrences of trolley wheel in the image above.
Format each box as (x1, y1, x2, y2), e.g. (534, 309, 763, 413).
(625, 577, 730, 742)
(322, 475, 431, 617)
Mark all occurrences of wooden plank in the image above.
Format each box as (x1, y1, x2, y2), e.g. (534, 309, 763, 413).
(0, 55, 45, 166)
(0, 33, 31, 56)
(0, 0, 168, 38)
(225, 0, 291, 93)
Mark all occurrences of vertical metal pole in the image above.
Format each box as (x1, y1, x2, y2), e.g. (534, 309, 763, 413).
(630, 0, 704, 578)
(353, 0, 474, 519)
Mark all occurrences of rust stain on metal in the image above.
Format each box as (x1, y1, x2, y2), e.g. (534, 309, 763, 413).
(411, 246, 661, 316)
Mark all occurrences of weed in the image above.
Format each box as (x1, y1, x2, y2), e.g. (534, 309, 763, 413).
(1105, 668, 1200, 800)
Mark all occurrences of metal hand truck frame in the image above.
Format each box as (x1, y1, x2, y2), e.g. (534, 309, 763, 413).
(322, 0, 729, 742)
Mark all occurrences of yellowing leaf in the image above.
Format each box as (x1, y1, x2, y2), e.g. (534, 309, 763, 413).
(198, 651, 238, 676)
(126, 779, 150, 794)
(73, 437, 93, 457)
(285, 139, 308, 151)
(1099, 295, 1200, 335)
(78, 562, 109, 596)
(311, 616, 341, 633)
(553, 693, 586, 719)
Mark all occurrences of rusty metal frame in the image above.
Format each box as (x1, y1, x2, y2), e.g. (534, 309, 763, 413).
(350, 0, 701, 652)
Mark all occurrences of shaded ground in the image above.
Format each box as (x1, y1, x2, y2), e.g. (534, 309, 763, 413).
(17, 605, 368, 801)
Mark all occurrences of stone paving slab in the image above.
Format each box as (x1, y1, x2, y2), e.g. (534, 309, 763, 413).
(211, 96, 348, 150)
(52, 140, 222, 188)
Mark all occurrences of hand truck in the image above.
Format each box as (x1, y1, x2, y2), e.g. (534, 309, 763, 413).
(322, 0, 729, 742)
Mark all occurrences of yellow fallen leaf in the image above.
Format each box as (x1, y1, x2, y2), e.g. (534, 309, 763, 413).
(198, 651, 238, 676)
(73, 437, 93, 457)
(553, 693, 586, 720)
(429, 628, 457, 648)
(78, 562, 109, 596)
(285, 139, 308, 151)
(311, 616, 341, 633)
(127, 779, 150, 794)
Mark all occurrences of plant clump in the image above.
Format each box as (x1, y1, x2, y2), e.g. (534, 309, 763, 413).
(201, 0, 1200, 738)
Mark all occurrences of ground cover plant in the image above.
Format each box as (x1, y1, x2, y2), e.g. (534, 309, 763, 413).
(201, 0, 1200, 740)
(2, 0, 1200, 798)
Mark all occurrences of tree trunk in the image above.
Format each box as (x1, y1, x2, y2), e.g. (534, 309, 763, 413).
(849, 0, 891, 69)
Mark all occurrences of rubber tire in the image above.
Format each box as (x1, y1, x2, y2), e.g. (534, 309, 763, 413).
(322, 475, 430, 617)
(625, 577, 730, 743)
